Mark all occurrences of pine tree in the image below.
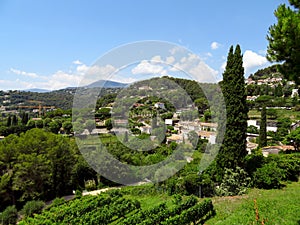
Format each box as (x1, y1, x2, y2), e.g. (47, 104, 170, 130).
(216, 45, 248, 176)
(259, 106, 267, 148)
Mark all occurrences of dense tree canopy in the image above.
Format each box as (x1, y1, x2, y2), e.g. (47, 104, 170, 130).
(0, 129, 82, 210)
(267, 0, 300, 84)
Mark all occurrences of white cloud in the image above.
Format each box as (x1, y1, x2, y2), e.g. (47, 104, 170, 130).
(0, 79, 35, 90)
(10, 68, 39, 78)
(76, 64, 90, 74)
(243, 50, 268, 73)
(2, 62, 119, 90)
(151, 55, 162, 62)
(166, 56, 175, 64)
(211, 42, 221, 50)
(131, 60, 167, 75)
(170, 53, 218, 82)
(72, 60, 83, 65)
(206, 52, 213, 57)
(220, 61, 227, 72)
(169, 46, 184, 55)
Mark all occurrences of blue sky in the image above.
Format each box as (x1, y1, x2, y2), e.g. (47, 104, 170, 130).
(0, 0, 289, 90)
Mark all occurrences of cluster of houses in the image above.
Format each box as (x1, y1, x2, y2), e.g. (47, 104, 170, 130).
(245, 76, 298, 100)
(245, 77, 284, 86)
(165, 119, 217, 145)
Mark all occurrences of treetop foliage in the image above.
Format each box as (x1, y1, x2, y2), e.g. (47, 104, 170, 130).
(267, 0, 300, 84)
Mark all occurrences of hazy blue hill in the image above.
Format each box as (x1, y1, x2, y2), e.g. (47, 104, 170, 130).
(24, 88, 51, 93)
(86, 80, 129, 88)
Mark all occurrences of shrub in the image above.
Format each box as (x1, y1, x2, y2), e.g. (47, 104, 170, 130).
(0, 205, 18, 225)
(277, 154, 300, 182)
(21, 200, 45, 218)
(216, 167, 251, 196)
(75, 189, 82, 198)
(253, 162, 284, 189)
(244, 150, 265, 177)
(51, 197, 65, 207)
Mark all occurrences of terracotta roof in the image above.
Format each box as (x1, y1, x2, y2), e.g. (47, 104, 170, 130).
(198, 131, 216, 138)
(262, 145, 294, 151)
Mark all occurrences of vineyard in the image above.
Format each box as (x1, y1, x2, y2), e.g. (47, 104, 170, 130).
(18, 190, 214, 225)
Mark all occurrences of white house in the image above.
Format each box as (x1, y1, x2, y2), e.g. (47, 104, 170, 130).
(165, 119, 174, 126)
(154, 102, 165, 110)
(139, 125, 152, 134)
(247, 120, 277, 132)
(166, 134, 183, 144)
(291, 89, 299, 98)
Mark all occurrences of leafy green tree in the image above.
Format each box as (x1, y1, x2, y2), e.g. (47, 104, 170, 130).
(259, 106, 267, 148)
(95, 107, 111, 120)
(247, 125, 258, 134)
(274, 84, 283, 97)
(0, 205, 18, 225)
(286, 127, 300, 150)
(194, 97, 209, 114)
(267, 0, 300, 84)
(48, 120, 61, 134)
(253, 161, 284, 189)
(105, 118, 112, 131)
(35, 119, 44, 128)
(26, 120, 36, 129)
(21, 200, 45, 218)
(43, 118, 52, 128)
(216, 45, 248, 175)
(0, 129, 78, 208)
(275, 117, 291, 141)
(62, 121, 73, 134)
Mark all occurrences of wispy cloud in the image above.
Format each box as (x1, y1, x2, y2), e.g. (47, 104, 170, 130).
(72, 60, 83, 65)
(10, 68, 40, 78)
(211, 42, 221, 50)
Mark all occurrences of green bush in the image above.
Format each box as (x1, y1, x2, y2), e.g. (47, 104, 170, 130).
(277, 154, 300, 182)
(253, 162, 284, 189)
(216, 167, 251, 196)
(51, 197, 65, 207)
(21, 200, 45, 218)
(0, 205, 18, 225)
(244, 150, 265, 177)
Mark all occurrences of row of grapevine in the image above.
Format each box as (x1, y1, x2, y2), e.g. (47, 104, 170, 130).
(19, 193, 140, 225)
(161, 199, 214, 225)
(19, 193, 214, 225)
(118, 195, 199, 225)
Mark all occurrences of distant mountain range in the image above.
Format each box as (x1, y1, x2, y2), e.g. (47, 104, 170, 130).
(23, 80, 129, 93)
(85, 80, 129, 88)
(24, 88, 51, 93)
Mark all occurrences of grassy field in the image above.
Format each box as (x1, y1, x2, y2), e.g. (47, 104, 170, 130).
(205, 181, 300, 225)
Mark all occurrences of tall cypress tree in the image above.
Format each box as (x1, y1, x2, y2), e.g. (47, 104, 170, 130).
(216, 45, 248, 175)
(259, 106, 267, 148)
(7, 115, 12, 127)
(12, 115, 18, 126)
